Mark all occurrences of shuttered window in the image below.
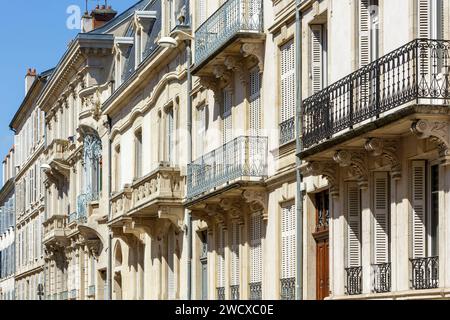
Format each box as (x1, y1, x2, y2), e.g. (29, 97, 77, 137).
(231, 221, 240, 287)
(135, 130, 143, 179)
(412, 160, 426, 258)
(168, 232, 175, 299)
(310, 25, 326, 94)
(249, 68, 262, 136)
(250, 213, 263, 284)
(280, 39, 295, 123)
(347, 183, 362, 267)
(196, 105, 206, 158)
(223, 90, 233, 144)
(281, 203, 296, 280)
(216, 226, 225, 291)
(359, 0, 371, 67)
(198, 0, 206, 26)
(166, 108, 174, 165)
(373, 172, 390, 264)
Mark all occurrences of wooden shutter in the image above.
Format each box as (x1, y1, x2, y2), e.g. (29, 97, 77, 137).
(166, 108, 174, 164)
(374, 172, 389, 264)
(250, 213, 262, 284)
(249, 68, 262, 136)
(168, 232, 175, 299)
(310, 25, 323, 94)
(347, 183, 361, 267)
(418, 0, 431, 38)
(223, 90, 233, 144)
(216, 226, 225, 289)
(281, 204, 296, 279)
(231, 221, 240, 286)
(412, 160, 426, 258)
(196, 105, 206, 158)
(281, 40, 295, 123)
(359, 0, 371, 67)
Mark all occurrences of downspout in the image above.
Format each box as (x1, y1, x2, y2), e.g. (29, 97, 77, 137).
(295, 0, 304, 300)
(185, 40, 193, 300)
(107, 114, 113, 300)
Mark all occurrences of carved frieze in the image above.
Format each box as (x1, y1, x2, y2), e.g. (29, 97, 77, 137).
(333, 150, 369, 189)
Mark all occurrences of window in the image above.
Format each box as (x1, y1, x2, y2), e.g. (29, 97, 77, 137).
(216, 226, 225, 299)
(165, 107, 175, 165)
(249, 68, 262, 136)
(359, 0, 380, 67)
(223, 90, 233, 145)
(310, 24, 328, 94)
(114, 145, 121, 192)
(197, 0, 207, 27)
(280, 39, 295, 126)
(373, 172, 390, 264)
(281, 203, 296, 282)
(196, 104, 206, 158)
(134, 130, 143, 179)
(249, 213, 262, 300)
(346, 183, 362, 268)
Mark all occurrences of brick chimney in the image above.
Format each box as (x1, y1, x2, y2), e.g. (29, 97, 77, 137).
(25, 68, 37, 95)
(82, 5, 117, 32)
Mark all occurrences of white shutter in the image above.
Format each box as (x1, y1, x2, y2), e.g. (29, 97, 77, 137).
(216, 226, 225, 288)
(281, 204, 296, 279)
(281, 40, 295, 123)
(249, 68, 262, 136)
(198, 0, 206, 26)
(167, 108, 174, 165)
(347, 183, 361, 267)
(359, 0, 371, 67)
(310, 25, 323, 94)
(196, 105, 206, 158)
(412, 160, 426, 258)
(373, 172, 389, 264)
(223, 90, 233, 144)
(168, 232, 175, 299)
(418, 0, 431, 38)
(231, 221, 240, 286)
(250, 213, 262, 283)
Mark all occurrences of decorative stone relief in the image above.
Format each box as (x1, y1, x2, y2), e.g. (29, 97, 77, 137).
(242, 189, 268, 220)
(224, 56, 247, 85)
(365, 138, 402, 180)
(305, 161, 339, 198)
(241, 42, 264, 73)
(333, 150, 369, 189)
(412, 119, 450, 165)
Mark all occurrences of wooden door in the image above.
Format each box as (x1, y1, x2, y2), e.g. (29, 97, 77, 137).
(316, 238, 329, 300)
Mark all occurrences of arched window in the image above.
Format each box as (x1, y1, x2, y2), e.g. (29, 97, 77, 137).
(83, 134, 102, 200)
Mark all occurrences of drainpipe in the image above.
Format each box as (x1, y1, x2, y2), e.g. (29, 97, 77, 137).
(295, 0, 304, 300)
(107, 114, 113, 300)
(185, 40, 193, 300)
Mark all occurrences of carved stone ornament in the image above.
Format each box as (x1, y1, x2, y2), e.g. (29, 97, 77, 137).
(305, 161, 340, 198)
(412, 119, 450, 165)
(242, 189, 268, 220)
(333, 150, 369, 189)
(241, 42, 264, 73)
(365, 138, 402, 180)
(224, 56, 247, 85)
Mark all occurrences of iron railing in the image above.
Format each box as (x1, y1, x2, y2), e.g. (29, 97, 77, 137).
(303, 39, 450, 149)
(60, 291, 68, 300)
(217, 287, 225, 300)
(187, 136, 268, 199)
(410, 256, 439, 290)
(345, 266, 362, 295)
(69, 289, 78, 299)
(280, 277, 295, 300)
(194, 0, 263, 66)
(230, 285, 240, 300)
(249, 282, 262, 300)
(88, 285, 96, 297)
(52, 293, 57, 300)
(372, 263, 391, 293)
(279, 117, 295, 146)
(76, 193, 99, 223)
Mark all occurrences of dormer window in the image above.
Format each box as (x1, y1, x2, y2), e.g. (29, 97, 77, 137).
(167, 0, 190, 32)
(114, 36, 134, 86)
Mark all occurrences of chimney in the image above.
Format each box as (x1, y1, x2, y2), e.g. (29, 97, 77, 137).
(25, 68, 37, 95)
(81, 11, 94, 33)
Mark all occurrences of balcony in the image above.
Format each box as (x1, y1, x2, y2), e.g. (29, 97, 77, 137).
(217, 287, 225, 300)
(249, 282, 262, 300)
(44, 139, 70, 178)
(230, 285, 240, 300)
(42, 215, 68, 245)
(76, 193, 99, 223)
(279, 118, 295, 146)
(372, 263, 391, 293)
(345, 266, 362, 296)
(111, 188, 132, 220)
(60, 291, 68, 300)
(187, 136, 268, 201)
(193, 0, 264, 72)
(280, 277, 295, 300)
(69, 289, 78, 300)
(87, 285, 96, 297)
(410, 256, 439, 290)
(301, 39, 450, 153)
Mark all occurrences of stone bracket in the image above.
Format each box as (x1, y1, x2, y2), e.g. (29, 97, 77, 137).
(305, 161, 340, 198)
(242, 189, 268, 220)
(333, 150, 369, 189)
(158, 206, 185, 232)
(412, 119, 450, 166)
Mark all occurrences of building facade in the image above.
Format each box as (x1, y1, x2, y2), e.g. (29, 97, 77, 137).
(0, 148, 16, 300)
(299, 0, 450, 299)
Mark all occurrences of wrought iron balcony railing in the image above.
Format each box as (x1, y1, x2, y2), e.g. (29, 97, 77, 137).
(76, 193, 99, 223)
(302, 39, 450, 149)
(280, 277, 295, 300)
(69, 289, 78, 299)
(372, 263, 391, 293)
(217, 287, 225, 300)
(410, 256, 439, 290)
(87, 285, 96, 297)
(60, 291, 68, 300)
(194, 0, 263, 67)
(249, 282, 262, 300)
(230, 285, 240, 300)
(279, 118, 295, 146)
(345, 266, 362, 295)
(187, 136, 268, 200)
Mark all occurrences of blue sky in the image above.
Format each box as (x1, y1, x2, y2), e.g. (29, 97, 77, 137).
(0, 0, 137, 182)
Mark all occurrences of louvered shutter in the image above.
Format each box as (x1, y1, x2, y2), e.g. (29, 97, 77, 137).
(167, 108, 174, 165)
(249, 68, 262, 137)
(197, 105, 206, 158)
(412, 161, 426, 258)
(418, 0, 431, 38)
(359, 0, 371, 67)
(281, 204, 296, 279)
(198, 0, 206, 26)
(347, 183, 361, 267)
(310, 25, 323, 94)
(223, 90, 233, 144)
(231, 221, 240, 286)
(250, 213, 262, 284)
(281, 40, 295, 123)
(216, 226, 225, 289)
(168, 232, 175, 299)
(373, 172, 389, 264)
